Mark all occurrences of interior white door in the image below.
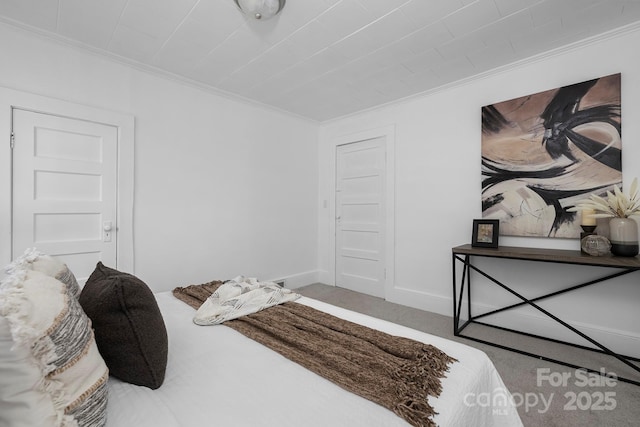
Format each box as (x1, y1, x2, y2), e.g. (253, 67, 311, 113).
(335, 137, 386, 298)
(12, 108, 118, 284)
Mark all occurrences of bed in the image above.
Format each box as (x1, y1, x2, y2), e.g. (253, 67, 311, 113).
(106, 290, 522, 427)
(1, 253, 523, 427)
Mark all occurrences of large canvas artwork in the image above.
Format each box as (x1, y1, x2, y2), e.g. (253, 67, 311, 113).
(481, 73, 622, 238)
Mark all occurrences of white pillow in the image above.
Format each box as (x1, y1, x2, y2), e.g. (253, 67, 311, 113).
(0, 270, 109, 427)
(4, 248, 80, 298)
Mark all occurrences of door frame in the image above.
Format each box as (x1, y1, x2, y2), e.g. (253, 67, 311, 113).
(328, 125, 395, 299)
(0, 87, 135, 275)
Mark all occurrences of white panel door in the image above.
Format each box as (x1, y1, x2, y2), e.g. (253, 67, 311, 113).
(12, 108, 118, 284)
(335, 137, 385, 298)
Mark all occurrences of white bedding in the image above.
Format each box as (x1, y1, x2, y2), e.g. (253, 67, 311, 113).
(106, 292, 523, 427)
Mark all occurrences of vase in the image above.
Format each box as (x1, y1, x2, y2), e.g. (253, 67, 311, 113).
(608, 217, 639, 257)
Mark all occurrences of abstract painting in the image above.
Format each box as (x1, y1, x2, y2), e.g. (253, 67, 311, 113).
(481, 73, 622, 238)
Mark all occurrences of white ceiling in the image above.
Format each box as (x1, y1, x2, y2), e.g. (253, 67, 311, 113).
(1, 0, 639, 122)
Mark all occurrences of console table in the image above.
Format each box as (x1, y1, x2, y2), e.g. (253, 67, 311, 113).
(451, 244, 640, 386)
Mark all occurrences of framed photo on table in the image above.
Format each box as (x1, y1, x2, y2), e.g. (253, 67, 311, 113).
(472, 219, 500, 248)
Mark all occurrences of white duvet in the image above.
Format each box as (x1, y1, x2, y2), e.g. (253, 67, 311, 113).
(106, 292, 523, 427)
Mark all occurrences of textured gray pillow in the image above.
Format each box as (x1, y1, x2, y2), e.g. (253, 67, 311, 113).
(79, 262, 168, 389)
(4, 248, 80, 299)
(0, 270, 108, 426)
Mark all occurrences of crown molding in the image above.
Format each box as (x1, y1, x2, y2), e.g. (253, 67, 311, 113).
(322, 20, 640, 124)
(0, 17, 319, 125)
(2, 14, 639, 125)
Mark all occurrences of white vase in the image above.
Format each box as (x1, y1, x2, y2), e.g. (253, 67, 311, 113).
(609, 217, 639, 257)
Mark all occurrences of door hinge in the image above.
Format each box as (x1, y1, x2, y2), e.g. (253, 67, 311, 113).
(10, 132, 14, 149)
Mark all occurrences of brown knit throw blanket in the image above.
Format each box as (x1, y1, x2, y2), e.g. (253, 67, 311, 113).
(172, 282, 456, 427)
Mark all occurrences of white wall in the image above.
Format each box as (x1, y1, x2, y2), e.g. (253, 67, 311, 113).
(0, 23, 319, 292)
(319, 25, 640, 355)
(1, 18, 638, 354)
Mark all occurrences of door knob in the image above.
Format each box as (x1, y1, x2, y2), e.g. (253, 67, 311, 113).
(103, 221, 113, 242)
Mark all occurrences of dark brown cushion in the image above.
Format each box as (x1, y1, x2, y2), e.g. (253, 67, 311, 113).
(79, 262, 168, 389)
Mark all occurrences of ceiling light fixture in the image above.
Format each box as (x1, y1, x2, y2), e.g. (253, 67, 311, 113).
(233, 0, 286, 20)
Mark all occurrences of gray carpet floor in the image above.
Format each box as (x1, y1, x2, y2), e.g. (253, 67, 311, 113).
(296, 283, 640, 427)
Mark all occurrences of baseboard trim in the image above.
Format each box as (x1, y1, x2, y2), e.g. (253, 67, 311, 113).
(269, 270, 320, 289)
(386, 285, 452, 316)
(316, 269, 333, 285)
(467, 300, 640, 357)
(387, 285, 639, 357)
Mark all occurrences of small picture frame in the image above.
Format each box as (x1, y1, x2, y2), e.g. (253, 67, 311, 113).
(472, 219, 500, 248)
